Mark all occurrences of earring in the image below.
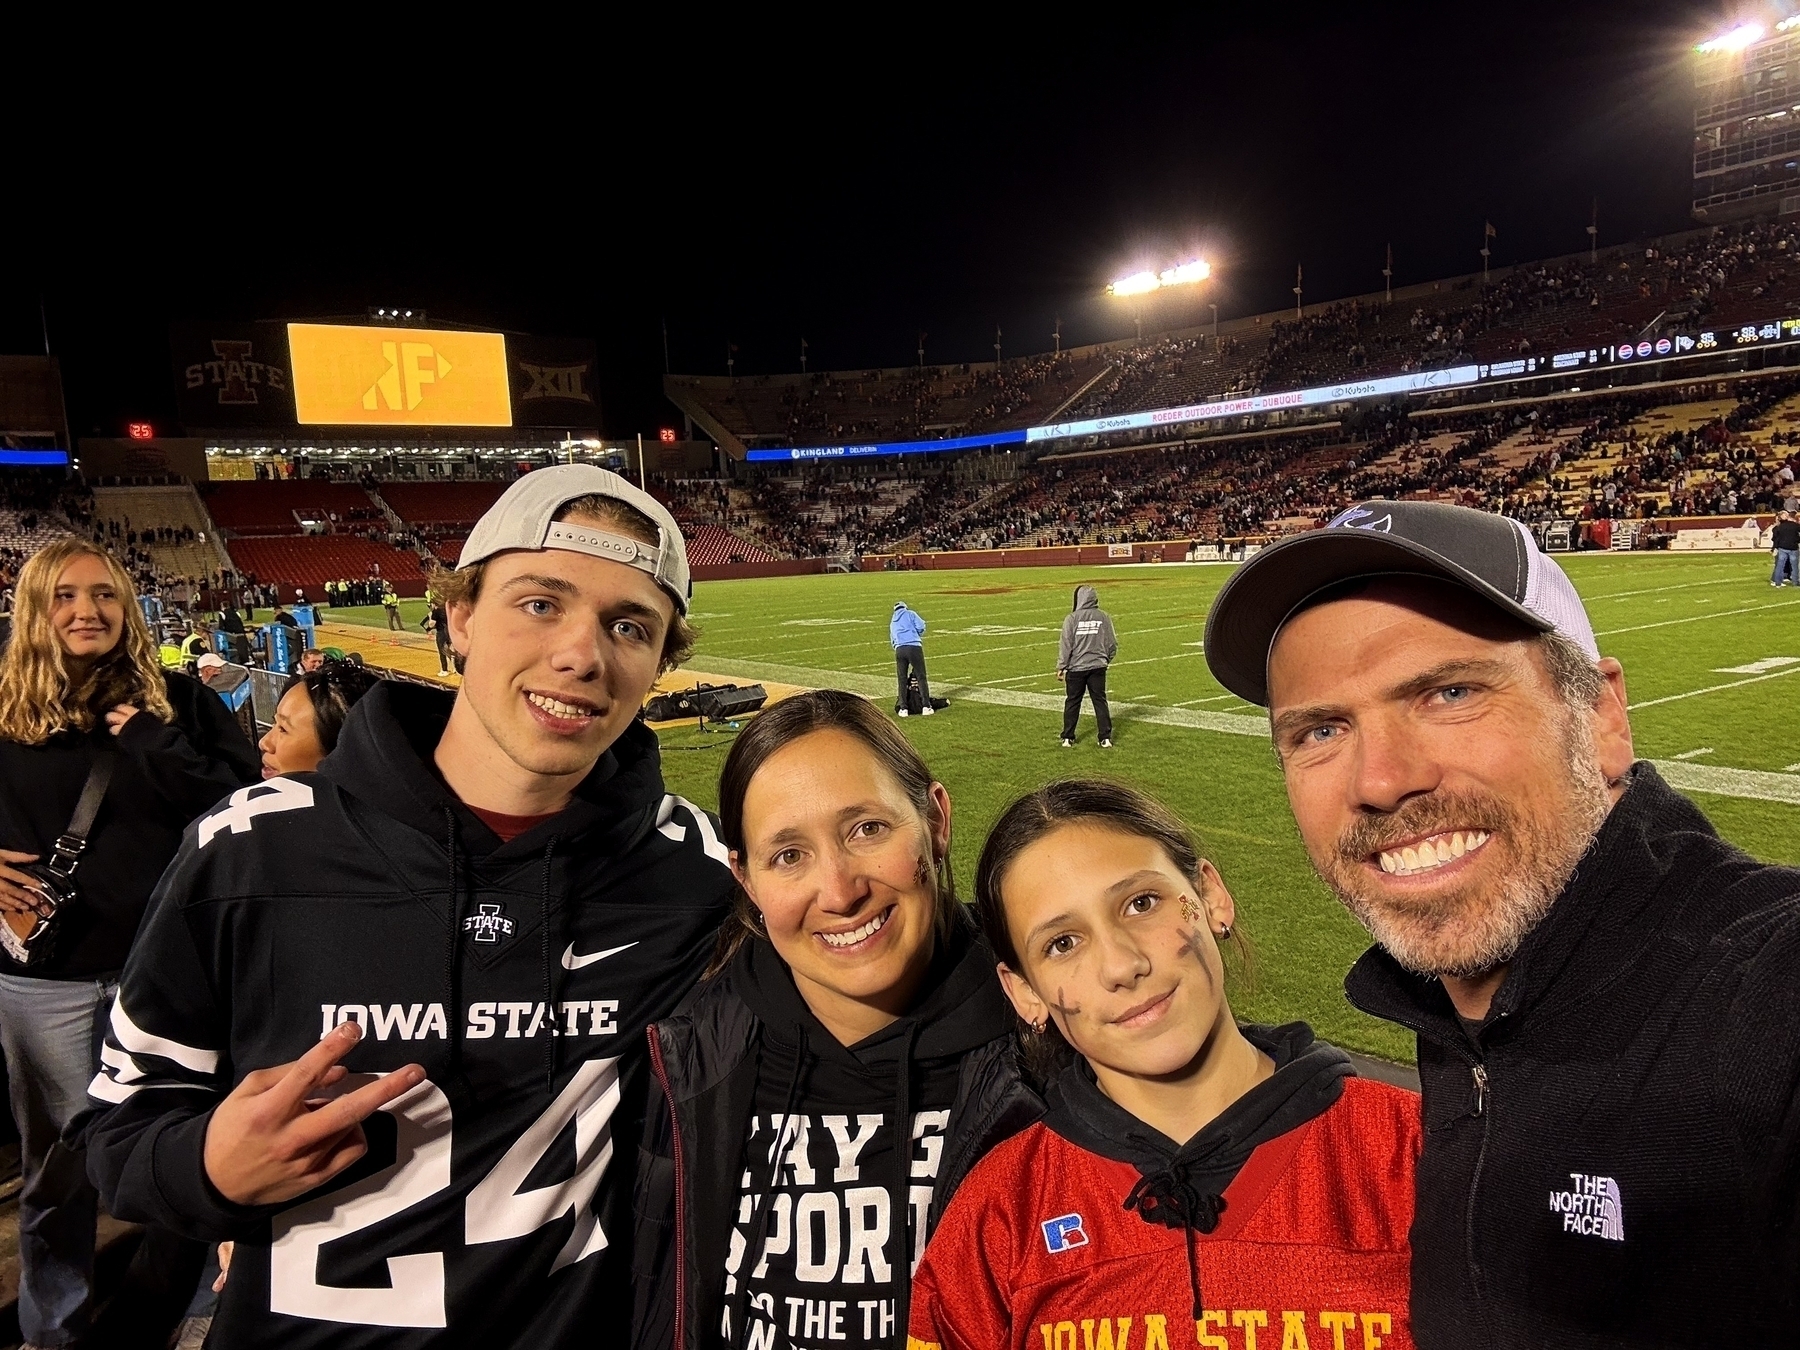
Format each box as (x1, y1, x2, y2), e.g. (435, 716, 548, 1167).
(1031, 1017, 1047, 1036)
(1217, 923, 1232, 941)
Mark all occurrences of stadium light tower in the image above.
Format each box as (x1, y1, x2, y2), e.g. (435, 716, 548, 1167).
(1107, 257, 1211, 347)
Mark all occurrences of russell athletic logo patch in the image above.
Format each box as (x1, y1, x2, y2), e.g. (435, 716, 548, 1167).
(1041, 1213, 1088, 1254)
(1549, 1172, 1624, 1240)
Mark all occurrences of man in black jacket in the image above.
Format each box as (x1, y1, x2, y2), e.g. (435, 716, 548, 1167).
(83, 466, 736, 1349)
(1204, 500, 1800, 1346)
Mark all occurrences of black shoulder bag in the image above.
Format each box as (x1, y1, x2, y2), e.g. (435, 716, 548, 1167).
(3, 753, 115, 967)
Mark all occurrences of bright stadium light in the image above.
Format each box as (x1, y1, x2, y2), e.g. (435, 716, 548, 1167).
(1110, 270, 1161, 297)
(1695, 22, 1764, 53)
(1108, 258, 1211, 297)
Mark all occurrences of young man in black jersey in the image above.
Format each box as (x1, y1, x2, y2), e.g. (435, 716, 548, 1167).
(83, 466, 736, 1349)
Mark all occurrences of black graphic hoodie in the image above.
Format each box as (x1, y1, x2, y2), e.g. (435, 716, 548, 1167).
(634, 916, 1042, 1350)
(82, 680, 735, 1350)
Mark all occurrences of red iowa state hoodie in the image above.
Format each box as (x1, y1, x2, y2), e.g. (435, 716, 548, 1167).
(908, 1024, 1420, 1350)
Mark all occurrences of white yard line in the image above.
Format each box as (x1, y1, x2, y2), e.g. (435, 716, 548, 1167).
(692, 654, 1270, 737)
(1649, 761, 1800, 806)
(1595, 597, 1800, 637)
(1584, 575, 1760, 603)
(1629, 664, 1800, 709)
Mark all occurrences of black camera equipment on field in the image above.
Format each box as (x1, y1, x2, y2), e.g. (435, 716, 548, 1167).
(897, 673, 949, 717)
(2, 752, 115, 967)
(642, 682, 769, 728)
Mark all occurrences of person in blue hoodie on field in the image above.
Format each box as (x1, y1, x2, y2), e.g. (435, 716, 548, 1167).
(890, 600, 934, 716)
(1058, 584, 1117, 747)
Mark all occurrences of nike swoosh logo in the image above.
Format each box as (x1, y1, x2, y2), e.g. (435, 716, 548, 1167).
(560, 941, 640, 970)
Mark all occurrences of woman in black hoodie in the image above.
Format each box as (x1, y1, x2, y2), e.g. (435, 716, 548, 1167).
(635, 690, 1042, 1350)
(0, 538, 256, 1348)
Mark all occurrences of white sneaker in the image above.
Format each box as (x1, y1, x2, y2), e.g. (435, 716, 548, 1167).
(921, 705, 934, 715)
(1100, 738, 1113, 748)
(898, 709, 910, 717)
(1061, 738, 1074, 748)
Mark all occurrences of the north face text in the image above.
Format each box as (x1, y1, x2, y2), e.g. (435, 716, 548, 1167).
(1548, 1173, 1624, 1240)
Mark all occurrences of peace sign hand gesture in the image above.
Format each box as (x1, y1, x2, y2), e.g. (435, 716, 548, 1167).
(203, 1020, 425, 1207)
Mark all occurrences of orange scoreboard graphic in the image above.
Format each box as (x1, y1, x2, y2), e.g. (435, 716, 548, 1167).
(287, 323, 514, 426)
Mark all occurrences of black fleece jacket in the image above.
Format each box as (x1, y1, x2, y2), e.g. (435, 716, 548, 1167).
(0, 669, 258, 978)
(1346, 762, 1800, 1347)
(83, 680, 736, 1349)
(634, 916, 1043, 1350)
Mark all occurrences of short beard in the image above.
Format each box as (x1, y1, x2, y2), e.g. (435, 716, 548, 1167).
(1318, 710, 1612, 979)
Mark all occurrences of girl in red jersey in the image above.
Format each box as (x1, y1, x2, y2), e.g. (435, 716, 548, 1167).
(908, 780, 1420, 1350)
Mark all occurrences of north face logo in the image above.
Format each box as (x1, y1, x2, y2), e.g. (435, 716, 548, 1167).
(1549, 1173, 1624, 1240)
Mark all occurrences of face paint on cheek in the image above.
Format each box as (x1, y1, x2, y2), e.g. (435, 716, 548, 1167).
(915, 855, 932, 887)
(1174, 924, 1212, 969)
(1051, 986, 1082, 1022)
(1179, 894, 1202, 925)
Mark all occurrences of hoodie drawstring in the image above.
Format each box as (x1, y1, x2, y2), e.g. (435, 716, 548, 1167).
(540, 838, 559, 1096)
(892, 1020, 920, 1347)
(1123, 1165, 1225, 1319)
(730, 1028, 809, 1347)
(442, 809, 467, 1089)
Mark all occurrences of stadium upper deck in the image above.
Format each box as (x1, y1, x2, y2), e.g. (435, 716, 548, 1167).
(666, 216, 1800, 461)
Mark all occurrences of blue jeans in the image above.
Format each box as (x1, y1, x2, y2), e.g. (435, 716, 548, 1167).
(1774, 549, 1799, 585)
(0, 973, 114, 1347)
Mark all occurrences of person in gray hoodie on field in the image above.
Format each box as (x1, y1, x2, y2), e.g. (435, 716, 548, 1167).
(1057, 584, 1117, 747)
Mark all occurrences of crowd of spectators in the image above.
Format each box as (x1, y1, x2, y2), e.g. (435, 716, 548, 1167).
(707, 370, 1800, 556)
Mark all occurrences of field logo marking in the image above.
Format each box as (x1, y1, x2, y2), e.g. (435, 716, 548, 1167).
(1712, 656, 1800, 674)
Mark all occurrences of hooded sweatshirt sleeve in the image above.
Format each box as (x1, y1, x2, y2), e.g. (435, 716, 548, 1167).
(83, 820, 269, 1242)
(114, 672, 261, 819)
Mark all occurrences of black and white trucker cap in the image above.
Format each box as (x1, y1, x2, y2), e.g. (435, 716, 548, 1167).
(457, 465, 690, 615)
(1203, 500, 1598, 707)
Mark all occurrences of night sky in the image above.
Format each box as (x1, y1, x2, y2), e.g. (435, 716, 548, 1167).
(5, 2, 1740, 442)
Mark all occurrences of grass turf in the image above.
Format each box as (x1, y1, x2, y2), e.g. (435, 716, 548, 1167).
(318, 553, 1800, 1062)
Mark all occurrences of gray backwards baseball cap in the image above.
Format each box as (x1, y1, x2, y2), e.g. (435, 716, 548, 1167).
(457, 465, 691, 614)
(1204, 500, 1598, 706)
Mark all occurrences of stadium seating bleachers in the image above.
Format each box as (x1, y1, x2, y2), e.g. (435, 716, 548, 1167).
(90, 484, 234, 581)
(227, 536, 427, 595)
(202, 480, 383, 535)
(377, 481, 507, 528)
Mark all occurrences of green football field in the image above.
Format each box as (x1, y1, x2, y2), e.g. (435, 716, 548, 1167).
(325, 553, 1800, 1062)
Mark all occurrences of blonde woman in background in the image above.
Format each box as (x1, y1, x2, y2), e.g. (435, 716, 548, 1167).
(0, 537, 256, 1349)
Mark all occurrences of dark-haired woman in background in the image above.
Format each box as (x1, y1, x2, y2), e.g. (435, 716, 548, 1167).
(0, 538, 257, 1349)
(908, 780, 1420, 1350)
(256, 659, 380, 778)
(633, 690, 1040, 1350)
